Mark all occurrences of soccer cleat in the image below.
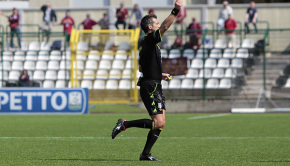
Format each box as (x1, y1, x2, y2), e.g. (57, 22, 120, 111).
(140, 154, 162, 161)
(111, 119, 126, 139)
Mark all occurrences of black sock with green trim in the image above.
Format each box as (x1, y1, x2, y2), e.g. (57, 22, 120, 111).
(123, 119, 153, 129)
(142, 129, 162, 155)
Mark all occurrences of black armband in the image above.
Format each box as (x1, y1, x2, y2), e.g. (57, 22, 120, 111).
(171, 8, 179, 16)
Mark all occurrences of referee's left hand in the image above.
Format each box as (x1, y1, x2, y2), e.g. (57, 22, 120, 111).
(162, 73, 172, 81)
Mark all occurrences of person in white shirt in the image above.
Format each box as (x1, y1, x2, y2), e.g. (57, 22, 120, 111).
(217, 1, 233, 31)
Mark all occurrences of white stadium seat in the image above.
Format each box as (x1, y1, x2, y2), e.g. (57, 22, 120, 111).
(35, 61, 47, 70)
(96, 70, 108, 79)
(20, 41, 28, 51)
(26, 51, 38, 61)
(115, 50, 128, 60)
(43, 80, 55, 88)
(209, 49, 222, 59)
(169, 79, 181, 89)
(236, 48, 249, 58)
(93, 80, 106, 89)
(59, 60, 71, 69)
(0, 71, 9, 80)
(99, 60, 111, 70)
(0, 61, 11, 71)
(217, 58, 230, 68)
(77, 41, 89, 51)
(214, 39, 227, 49)
(224, 68, 237, 78)
(168, 49, 181, 59)
(106, 80, 118, 90)
(40, 42, 51, 51)
(118, 41, 130, 51)
(104, 41, 115, 50)
(11, 61, 23, 71)
(88, 50, 101, 61)
(45, 70, 57, 80)
(55, 80, 66, 88)
(212, 68, 224, 79)
(24, 61, 35, 71)
(81, 80, 93, 89)
(57, 70, 70, 80)
(112, 60, 125, 70)
(204, 58, 217, 69)
(85, 60, 98, 70)
(33, 71, 45, 81)
(186, 69, 199, 79)
(191, 58, 203, 69)
(181, 79, 194, 89)
(229, 39, 240, 48)
(28, 41, 40, 51)
(161, 80, 168, 89)
(219, 78, 232, 89)
(50, 50, 62, 61)
(47, 61, 60, 70)
(14, 51, 25, 61)
(199, 69, 212, 78)
(83, 70, 95, 80)
(223, 48, 236, 59)
(109, 69, 121, 79)
(125, 60, 132, 69)
(102, 50, 114, 60)
(195, 49, 208, 58)
(119, 80, 131, 89)
(183, 49, 194, 60)
(38, 51, 50, 61)
(122, 69, 131, 79)
(75, 61, 84, 70)
(160, 49, 168, 58)
(3, 51, 13, 61)
(8, 71, 20, 81)
(76, 51, 87, 61)
(241, 39, 254, 48)
(193, 79, 205, 89)
(284, 78, 290, 88)
(231, 58, 243, 68)
(206, 79, 219, 89)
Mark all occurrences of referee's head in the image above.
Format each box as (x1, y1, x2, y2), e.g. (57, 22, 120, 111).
(141, 14, 159, 34)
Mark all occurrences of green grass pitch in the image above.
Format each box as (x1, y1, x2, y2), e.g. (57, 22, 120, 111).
(0, 112, 290, 165)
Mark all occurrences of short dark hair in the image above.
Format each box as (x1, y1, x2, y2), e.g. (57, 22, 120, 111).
(141, 14, 157, 33)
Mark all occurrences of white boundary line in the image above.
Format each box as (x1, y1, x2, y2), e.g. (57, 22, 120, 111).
(188, 113, 230, 120)
(0, 136, 289, 140)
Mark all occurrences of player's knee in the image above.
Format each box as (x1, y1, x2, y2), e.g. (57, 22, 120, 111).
(154, 119, 165, 129)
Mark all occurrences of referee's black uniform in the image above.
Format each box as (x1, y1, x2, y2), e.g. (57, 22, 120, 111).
(139, 29, 166, 115)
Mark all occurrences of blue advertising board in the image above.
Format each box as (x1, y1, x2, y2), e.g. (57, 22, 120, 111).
(0, 88, 89, 114)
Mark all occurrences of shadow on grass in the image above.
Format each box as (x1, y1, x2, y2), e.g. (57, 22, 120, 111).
(43, 158, 135, 162)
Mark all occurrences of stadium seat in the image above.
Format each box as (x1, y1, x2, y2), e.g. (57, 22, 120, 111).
(125, 60, 132, 69)
(11, 61, 23, 71)
(241, 39, 254, 48)
(224, 68, 237, 78)
(161, 80, 168, 89)
(35, 61, 47, 70)
(217, 58, 230, 68)
(228, 39, 240, 49)
(3, 51, 13, 61)
(81, 80, 93, 89)
(231, 58, 243, 68)
(191, 58, 203, 69)
(28, 41, 40, 51)
(40, 42, 51, 51)
(214, 39, 227, 49)
(160, 49, 168, 58)
(223, 48, 236, 59)
(43, 80, 55, 88)
(85, 60, 98, 70)
(14, 51, 25, 61)
(169, 79, 181, 89)
(209, 49, 222, 59)
(77, 41, 89, 51)
(38, 51, 50, 61)
(55, 80, 66, 88)
(195, 49, 208, 58)
(50, 50, 62, 61)
(8, 71, 20, 81)
(186, 69, 199, 79)
(202, 38, 214, 49)
(59, 60, 71, 70)
(115, 50, 128, 60)
(219, 78, 232, 88)
(109, 69, 121, 79)
(181, 79, 194, 89)
(168, 49, 181, 59)
(284, 78, 290, 88)
(193, 79, 205, 89)
(112, 60, 125, 70)
(24, 61, 35, 71)
(104, 41, 115, 50)
(88, 50, 101, 61)
(75, 60, 85, 70)
(206, 79, 219, 89)
(212, 68, 224, 79)
(106, 80, 118, 90)
(236, 48, 249, 58)
(93, 80, 106, 89)
(62, 51, 71, 60)
(26, 51, 38, 61)
(33, 71, 45, 81)
(45, 70, 57, 80)
(47, 61, 60, 70)
(119, 80, 131, 89)
(204, 58, 217, 69)
(76, 51, 87, 61)
(57, 70, 70, 80)
(0, 61, 11, 71)
(0, 71, 9, 80)
(96, 70, 108, 79)
(183, 49, 195, 60)
(102, 50, 114, 60)
(83, 70, 95, 80)
(122, 69, 131, 79)
(199, 69, 212, 78)
(68, 81, 80, 88)
(99, 60, 111, 70)
(118, 41, 130, 51)
(20, 41, 28, 51)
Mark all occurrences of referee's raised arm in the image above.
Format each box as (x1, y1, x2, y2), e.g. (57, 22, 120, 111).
(159, 0, 182, 36)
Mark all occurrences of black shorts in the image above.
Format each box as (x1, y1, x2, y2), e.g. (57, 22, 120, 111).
(140, 80, 166, 116)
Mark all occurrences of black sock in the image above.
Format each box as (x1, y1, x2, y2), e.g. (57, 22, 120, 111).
(142, 129, 161, 155)
(123, 119, 153, 129)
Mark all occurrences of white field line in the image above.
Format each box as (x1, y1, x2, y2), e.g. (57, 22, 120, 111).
(0, 136, 290, 140)
(188, 113, 230, 120)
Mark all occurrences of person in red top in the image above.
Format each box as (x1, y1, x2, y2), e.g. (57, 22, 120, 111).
(0, 8, 21, 50)
(186, 17, 202, 49)
(174, 6, 187, 37)
(115, 2, 128, 29)
(224, 13, 237, 52)
(60, 10, 74, 46)
(80, 14, 98, 30)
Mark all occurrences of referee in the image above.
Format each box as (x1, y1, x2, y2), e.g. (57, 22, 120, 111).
(112, 0, 182, 161)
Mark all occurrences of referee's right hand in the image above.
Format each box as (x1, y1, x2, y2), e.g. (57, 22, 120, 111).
(175, 0, 182, 10)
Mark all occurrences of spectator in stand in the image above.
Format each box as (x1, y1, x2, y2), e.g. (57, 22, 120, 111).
(224, 13, 237, 52)
(245, 1, 258, 33)
(98, 13, 110, 46)
(217, 1, 233, 31)
(0, 8, 21, 50)
(18, 69, 30, 87)
(148, 9, 155, 15)
(60, 10, 74, 47)
(115, 2, 128, 29)
(39, 2, 57, 42)
(186, 17, 202, 49)
(174, 6, 187, 37)
(80, 14, 98, 45)
(128, 4, 143, 28)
